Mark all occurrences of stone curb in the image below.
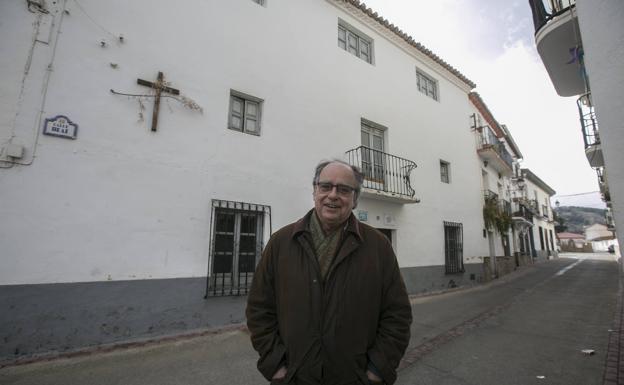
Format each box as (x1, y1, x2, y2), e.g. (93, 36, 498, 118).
(0, 323, 247, 369)
(603, 272, 623, 384)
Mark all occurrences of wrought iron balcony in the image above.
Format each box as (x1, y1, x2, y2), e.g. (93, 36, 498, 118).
(502, 200, 512, 216)
(596, 167, 610, 204)
(484, 190, 498, 199)
(529, 0, 576, 32)
(528, 0, 585, 96)
(484, 192, 511, 216)
(606, 209, 616, 231)
(541, 204, 550, 220)
(578, 93, 604, 167)
(512, 201, 534, 223)
(477, 130, 514, 175)
(346, 146, 418, 203)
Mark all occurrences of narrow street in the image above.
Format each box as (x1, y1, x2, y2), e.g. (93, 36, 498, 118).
(0, 255, 619, 385)
(398, 253, 619, 385)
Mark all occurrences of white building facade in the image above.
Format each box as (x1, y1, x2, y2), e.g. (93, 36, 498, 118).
(528, 0, 624, 257)
(0, 0, 493, 299)
(521, 169, 557, 261)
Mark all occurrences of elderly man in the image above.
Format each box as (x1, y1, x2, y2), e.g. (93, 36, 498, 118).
(246, 160, 412, 385)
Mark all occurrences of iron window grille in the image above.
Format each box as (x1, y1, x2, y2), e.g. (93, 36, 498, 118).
(444, 221, 464, 274)
(205, 200, 271, 297)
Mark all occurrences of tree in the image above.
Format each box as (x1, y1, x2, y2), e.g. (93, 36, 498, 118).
(483, 195, 511, 254)
(553, 210, 567, 233)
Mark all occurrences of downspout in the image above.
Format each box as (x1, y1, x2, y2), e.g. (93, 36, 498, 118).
(1, 0, 67, 168)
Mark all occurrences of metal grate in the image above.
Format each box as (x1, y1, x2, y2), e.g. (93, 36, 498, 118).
(444, 221, 464, 274)
(205, 200, 271, 297)
(577, 93, 600, 149)
(346, 146, 417, 198)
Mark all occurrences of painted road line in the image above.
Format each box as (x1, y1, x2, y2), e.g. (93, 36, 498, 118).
(555, 260, 583, 277)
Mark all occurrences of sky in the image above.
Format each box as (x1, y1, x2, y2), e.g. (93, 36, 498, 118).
(361, 0, 603, 208)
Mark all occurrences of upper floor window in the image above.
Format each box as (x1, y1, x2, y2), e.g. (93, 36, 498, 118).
(338, 21, 373, 64)
(229, 90, 262, 136)
(361, 119, 385, 183)
(440, 160, 450, 183)
(416, 69, 438, 101)
(251, 0, 265, 5)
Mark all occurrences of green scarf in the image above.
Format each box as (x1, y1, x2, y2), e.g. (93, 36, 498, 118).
(309, 212, 342, 280)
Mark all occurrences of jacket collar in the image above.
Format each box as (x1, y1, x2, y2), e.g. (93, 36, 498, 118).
(292, 209, 362, 242)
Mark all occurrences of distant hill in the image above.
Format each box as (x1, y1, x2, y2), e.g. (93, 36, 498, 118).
(554, 206, 606, 234)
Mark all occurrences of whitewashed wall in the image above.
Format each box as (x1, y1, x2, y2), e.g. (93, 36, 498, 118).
(524, 178, 556, 253)
(576, 0, 624, 257)
(0, 0, 487, 285)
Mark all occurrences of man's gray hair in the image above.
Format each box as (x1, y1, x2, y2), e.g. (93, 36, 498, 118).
(313, 159, 364, 208)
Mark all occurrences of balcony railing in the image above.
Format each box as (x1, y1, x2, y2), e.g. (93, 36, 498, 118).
(542, 205, 550, 220)
(484, 190, 499, 202)
(513, 203, 534, 222)
(596, 167, 604, 184)
(502, 200, 512, 216)
(529, 0, 576, 33)
(346, 146, 417, 199)
(522, 199, 540, 216)
(578, 93, 600, 149)
(478, 139, 514, 172)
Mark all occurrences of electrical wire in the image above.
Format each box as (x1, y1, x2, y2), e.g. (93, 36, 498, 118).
(71, 0, 118, 39)
(555, 191, 600, 198)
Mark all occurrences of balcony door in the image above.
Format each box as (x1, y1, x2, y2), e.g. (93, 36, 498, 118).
(361, 121, 385, 188)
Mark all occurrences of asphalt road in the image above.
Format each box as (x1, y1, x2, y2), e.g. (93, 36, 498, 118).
(0, 254, 619, 385)
(398, 253, 619, 385)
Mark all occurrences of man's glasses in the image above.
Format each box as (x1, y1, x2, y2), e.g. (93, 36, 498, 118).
(315, 182, 356, 196)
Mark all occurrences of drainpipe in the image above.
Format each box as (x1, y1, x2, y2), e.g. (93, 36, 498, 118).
(1, 0, 67, 168)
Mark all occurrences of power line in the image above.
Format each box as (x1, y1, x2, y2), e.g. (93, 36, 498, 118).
(554, 191, 600, 197)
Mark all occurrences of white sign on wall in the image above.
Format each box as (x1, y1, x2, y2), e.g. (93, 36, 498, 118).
(43, 115, 78, 139)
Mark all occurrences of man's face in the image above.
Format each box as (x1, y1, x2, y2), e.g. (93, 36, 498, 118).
(313, 162, 357, 232)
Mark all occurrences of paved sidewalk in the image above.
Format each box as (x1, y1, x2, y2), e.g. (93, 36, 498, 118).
(0, 261, 548, 385)
(1, 257, 621, 385)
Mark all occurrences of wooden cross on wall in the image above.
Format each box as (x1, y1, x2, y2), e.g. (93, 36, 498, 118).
(137, 72, 180, 132)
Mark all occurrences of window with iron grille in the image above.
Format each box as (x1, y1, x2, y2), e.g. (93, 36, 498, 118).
(206, 200, 271, 297)
(416, 69, 438, 101)
(444, 221, 464, 274)
(338, 21, 373, 64)
(440, 160, 450, 183)
(228, 90, 262, 135)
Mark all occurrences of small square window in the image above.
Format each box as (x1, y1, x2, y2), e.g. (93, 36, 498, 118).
(417, 69, 439, 101)
(338, 21, 373, 64)
(440, 160, 450, 183)
(229, 91, 262, 136)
